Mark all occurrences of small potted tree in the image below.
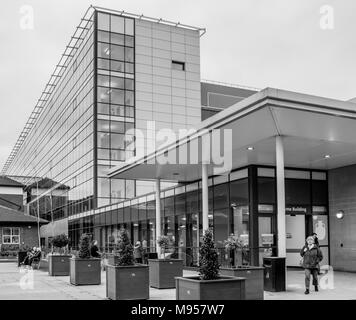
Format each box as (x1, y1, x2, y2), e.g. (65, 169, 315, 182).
(175, 229, 246, 300)
(148, 235, 183, 289)
(220, 234, 264, 300)
(70, 233, 101, 286)
(48, 234, 71, 276)
(106, 228, 149, 300)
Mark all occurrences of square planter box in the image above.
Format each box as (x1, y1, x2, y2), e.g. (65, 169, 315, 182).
(148, 259, 183, 289)
(106, 265, 149, 300)
(220, 266, 264, 300)
(48, 254, 71, 276)
(70, 258, 101, 286)
(175, 276, 246, 300)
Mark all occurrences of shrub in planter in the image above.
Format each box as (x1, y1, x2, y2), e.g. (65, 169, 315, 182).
(148, 236, 183, 289)
(106, 228, 149, 300)
(48, 234, 71, 276)
(220, 234, 264, 300)
(175, 229, 246, 300)
(70, 233, 101, 286)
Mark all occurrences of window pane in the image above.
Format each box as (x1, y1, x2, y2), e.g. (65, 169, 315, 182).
(98, 103, 110, 115)
(126, 107, 134, 118)
(12, 236, 20, 244)
(125, 63, 134, 74)
(97, 87, 110, 103)
(112, 61, 125, 73)
(125, 91, 134, 106)
(98, 30, 110, 43)
(230, 178, 249, 206)
(172, 61, 185, 71)
(110, 121, 125, 133)
(125, 35, 134, 47)
(97, 120, 110, 132)
(126, 180, 135, 198)
(214, 209, 229, 248)
(3, 236, 11, 243)
(111, 150, 125, 161)
(164, 196, 175, 216)
(111, 133, 125, 149)
(285, 179, 310, 205)
(125, 79, 134, 91)
(111, 105, 125, 117)
(214, 183, 229, 209)
(98, 132, 110, 148)
(3, 228, 11, 236)
(111, 179, 125, 198)
(98, 178, 110, 198)
(125, 18, 134, 35)
(98, 149, 110, 160)
(258, 178, 276, 204)
(175, 193, 186, 215)
(111, 45, 125, 61)
(98, 75, 110, 87)
(231, 205, 249, 246)
(111, 16, 125, 34)
(98, 13, 110, 31)
(110, 76, 125, 89)
(125, 47, 134, 62)
(98, 58, 110, 70)
(125, 122, 134, 133)
(111, 89, 125, 105)
(98, 42, 111, 59)
(312, 180, 328, 205)
(111, 32, 125, 46)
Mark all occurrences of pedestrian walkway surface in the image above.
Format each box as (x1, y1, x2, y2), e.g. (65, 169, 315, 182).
(0, 263, 355, 300)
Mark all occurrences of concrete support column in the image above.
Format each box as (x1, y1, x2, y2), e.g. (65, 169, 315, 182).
(155, 179, 161, 257)
(276, 136, 286, 257)
(202, 164, 209, 232)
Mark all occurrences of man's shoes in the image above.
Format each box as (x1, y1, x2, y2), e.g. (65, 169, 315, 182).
(314, 286, 319, 292)
(304, 289, 310, 294)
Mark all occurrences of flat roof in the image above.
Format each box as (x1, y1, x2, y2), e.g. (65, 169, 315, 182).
(109, 87, 356, 182)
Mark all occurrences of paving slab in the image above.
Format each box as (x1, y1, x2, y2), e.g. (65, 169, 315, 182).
(0, 263, 355, 300)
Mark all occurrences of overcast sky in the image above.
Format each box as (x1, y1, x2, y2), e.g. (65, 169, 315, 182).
(1, 0, 355, 170)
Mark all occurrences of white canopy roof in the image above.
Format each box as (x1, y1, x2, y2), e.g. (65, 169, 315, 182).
(109, 88, 356, 182)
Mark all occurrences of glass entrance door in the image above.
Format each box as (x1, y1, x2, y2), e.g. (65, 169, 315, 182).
(286, 214, 305, 266)
(258, 215, 276, 266)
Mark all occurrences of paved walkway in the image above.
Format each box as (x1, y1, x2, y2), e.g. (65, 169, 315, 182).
(0, 263, 355, 300)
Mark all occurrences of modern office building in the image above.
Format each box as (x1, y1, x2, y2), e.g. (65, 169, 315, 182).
(2, 6, 356, 272)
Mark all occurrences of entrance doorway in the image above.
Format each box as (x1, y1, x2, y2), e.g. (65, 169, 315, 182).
(286, 214, 305, 266)
(258, 215, 276, 266)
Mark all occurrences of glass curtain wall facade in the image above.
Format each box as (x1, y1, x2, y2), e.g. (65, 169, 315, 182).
(95, 12, 137, 208)
(3, 10, 140, 228)
(4, 12, 96, 223)
(69, 165, 329, 267)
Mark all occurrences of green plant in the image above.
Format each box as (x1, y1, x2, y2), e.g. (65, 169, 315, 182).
(199, 229, 220, 280)
(113, 229, 135, 266)
(157, 235, 171, 259)
(51, 234, 69, 254)
(224, 234, 249, 267)
(78, 234, 91, 259)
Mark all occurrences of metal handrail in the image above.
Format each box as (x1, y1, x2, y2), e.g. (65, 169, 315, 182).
(92, 5, 206, 36)
(201, 79, 261, 92)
